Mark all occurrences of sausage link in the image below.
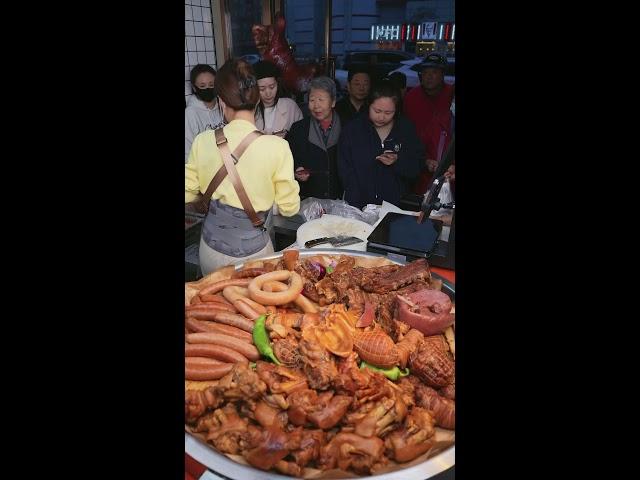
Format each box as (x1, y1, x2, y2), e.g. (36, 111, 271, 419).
(233, 299, 260, 320)
(186, 332, 260, 361)
(249, 271, 303, 306)
(262, 280, 318, 313)
(199, 278, 251, 296)
(208, 311, 255, 332)
(222, 285, 251, 304)
(199, 294, 234, 306)
(185, 318, 253, 342)
(231, 268, 268, 278)
(185, 343, 249, 364)
(185, 303, 236, 314)
(185, 363, 234, 380)
(185, 357, 224, 368)
(236, 297, 267, 315)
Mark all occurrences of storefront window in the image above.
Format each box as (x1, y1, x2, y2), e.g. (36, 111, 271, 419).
(226, 0, 262, 58)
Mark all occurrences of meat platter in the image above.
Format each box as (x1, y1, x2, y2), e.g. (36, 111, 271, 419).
(185, 249, 455, 479)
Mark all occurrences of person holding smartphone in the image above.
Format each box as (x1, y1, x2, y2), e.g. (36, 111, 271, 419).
(338, 80, 424, 209)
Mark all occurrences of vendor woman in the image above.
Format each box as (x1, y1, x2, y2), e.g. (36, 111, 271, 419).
(185, 59, 300, 274)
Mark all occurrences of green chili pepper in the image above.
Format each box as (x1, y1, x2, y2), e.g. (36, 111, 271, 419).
(326, 266, 334, 274)
(252, 315, 281, 365)
(359, 361, 409, 381)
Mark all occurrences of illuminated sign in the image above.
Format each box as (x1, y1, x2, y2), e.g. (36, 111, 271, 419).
(437, 22, 455, 41)
(371, 24, 401, 41)
(420, 22, 438, 40)
(371, 23, 420, 42)
(371, 22, 453, 42)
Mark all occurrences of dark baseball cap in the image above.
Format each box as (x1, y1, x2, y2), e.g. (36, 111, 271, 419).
(253, 60, 280, 80)
(411, 53, 448, 72)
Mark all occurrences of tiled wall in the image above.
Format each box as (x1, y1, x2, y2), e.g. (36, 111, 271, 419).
(185, 0, 217, 100)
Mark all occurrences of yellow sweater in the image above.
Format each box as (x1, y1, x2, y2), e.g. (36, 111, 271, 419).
(185, 119, 300, 217)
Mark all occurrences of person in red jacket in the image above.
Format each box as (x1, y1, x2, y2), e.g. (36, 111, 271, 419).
(403, 53, 454, 194)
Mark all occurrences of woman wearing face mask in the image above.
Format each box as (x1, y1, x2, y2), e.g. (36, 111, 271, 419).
(338, 80, 424, 209)
(185, 64, 225, 163)
(253, 60, 302, 137)
(185, 59, 300, 274)
(285, 76, 343, 199)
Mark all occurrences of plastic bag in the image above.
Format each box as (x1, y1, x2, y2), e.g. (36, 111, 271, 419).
(430, 180, 453, 217)
(299, 198, 379, 225)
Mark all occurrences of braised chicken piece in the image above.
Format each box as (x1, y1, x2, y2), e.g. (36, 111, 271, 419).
(299, 328, 338, 390)
(396, 328, 425, 369)
(385, 407, 437, 462)
(287, 388, 352, 429)
(185, 388, 223, 424)
(244, 425, 303, 471)
(255, 361, 308, 395)
(396, 376, 417, 409)
(353, 369, 396, 406)
(273, 429, 328, 475)
(413, 383, 455, 429)
(286, 388, 317, 426)
(272, 336, 303, 369)
(409, 335, 455, 388)
(274, 460, 302, 477)
(294, 259, 325, 303)
(332, 352, 373, 395)
(344, 388, 407, 438)
(204, 403, 252, 455)
(237, 398, 258, 422)
(264, 393, 289, 410)
(193, 410, 220, 433)
(308, 394, 352, 429)
(216, 363, 268, 401)
(318, 432, 387, 474)
(315, 276, 339, 305)
(253, 399, 288, 429)
(290, 429, 326, 467)
(333, 255, 356, 274)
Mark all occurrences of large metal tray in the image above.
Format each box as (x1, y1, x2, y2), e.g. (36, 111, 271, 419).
(185, 248, 455, 479)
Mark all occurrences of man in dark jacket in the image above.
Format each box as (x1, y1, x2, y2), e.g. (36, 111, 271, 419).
(286, 76, 343, 199)
(338, 81, 424, 209)
(334, 66, 371, 127)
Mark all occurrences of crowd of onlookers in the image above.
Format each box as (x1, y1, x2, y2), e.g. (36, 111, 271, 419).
(185, 54, 455, 273)
(186, 53, 454, 202)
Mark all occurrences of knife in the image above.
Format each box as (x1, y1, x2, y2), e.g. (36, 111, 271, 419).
(305, 235, 364, 248)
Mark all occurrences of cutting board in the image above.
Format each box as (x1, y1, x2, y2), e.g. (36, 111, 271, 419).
(296, 214, 373, 251)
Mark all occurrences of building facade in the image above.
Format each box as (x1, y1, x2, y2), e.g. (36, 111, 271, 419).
(284, 0, 455, 60)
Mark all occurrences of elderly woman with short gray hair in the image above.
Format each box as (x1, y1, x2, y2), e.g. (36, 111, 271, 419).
(285, 76, 343, 199)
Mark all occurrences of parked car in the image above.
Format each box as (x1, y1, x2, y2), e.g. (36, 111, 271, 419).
(389, 57, 455, 89)
(240, 54, 261, 65)
(334, 50, 417, 91)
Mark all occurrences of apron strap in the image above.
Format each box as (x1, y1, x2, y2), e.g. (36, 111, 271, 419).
(213, 128, 265, 227)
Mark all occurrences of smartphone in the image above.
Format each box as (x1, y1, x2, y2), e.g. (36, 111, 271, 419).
(382, 138, 402, 154)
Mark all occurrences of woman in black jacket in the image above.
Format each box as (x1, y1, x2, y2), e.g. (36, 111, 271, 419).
(338, 80, 424, 209)
(285, 76, 343, 199)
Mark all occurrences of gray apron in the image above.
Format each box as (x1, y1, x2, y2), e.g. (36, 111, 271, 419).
(201, 199, 272, 257)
